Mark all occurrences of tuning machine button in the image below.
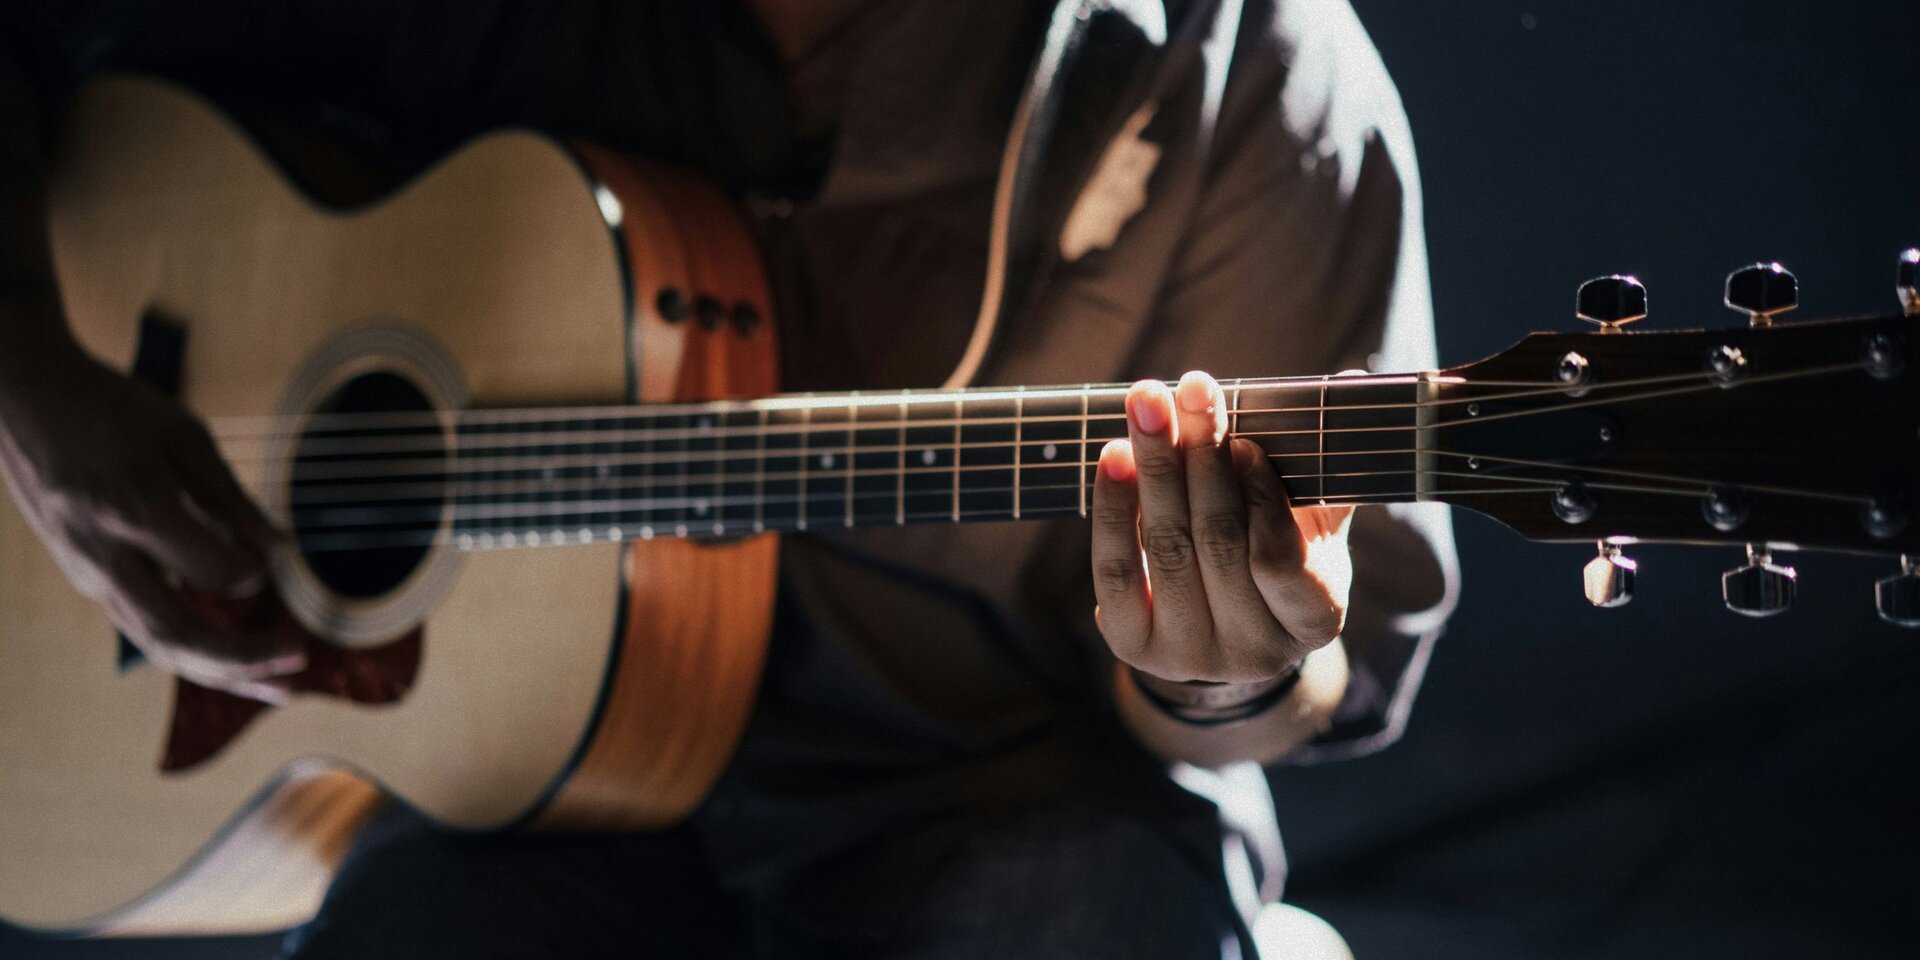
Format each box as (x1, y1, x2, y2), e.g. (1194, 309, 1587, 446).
(1724, 262, 1797, 327)
(1876, 555, 1920, 628)
(1898, 249, 1919, 316)
(1722, 543, 1796, 617)
(1576, 275, 1648, 334)
(1583, 542, 1636, 608)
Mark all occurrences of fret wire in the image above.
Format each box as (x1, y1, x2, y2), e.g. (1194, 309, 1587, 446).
(1317, 379, 1328, 505)
(843, 393, 856, 529)
(754, 407, 768, 533)
(1077, 385, 1090, 518)
(895, 393, 908, 526)
(1229, 376, 1244, 471)
(1013, 387, 1025, 521)
(797, 400, 812, 532)
(949, 398, 961, 524)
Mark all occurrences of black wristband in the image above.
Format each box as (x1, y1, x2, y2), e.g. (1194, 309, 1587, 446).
(1129, 663, 1302, 727)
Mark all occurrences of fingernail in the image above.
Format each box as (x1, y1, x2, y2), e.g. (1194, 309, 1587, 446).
(225, 572, 268, 600)
(240, 683, 292, 707)
(1176, 371, 1215, 414)
(264, 652, 308, 676)
(1100, 440, 1133, 481)
(1128, 382, 1170, 434)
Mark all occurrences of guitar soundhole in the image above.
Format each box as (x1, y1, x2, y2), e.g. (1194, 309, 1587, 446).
(290, 371, 448, 599)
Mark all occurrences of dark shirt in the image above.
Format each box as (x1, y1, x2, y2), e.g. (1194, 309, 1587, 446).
(6, 0, 1457, 933)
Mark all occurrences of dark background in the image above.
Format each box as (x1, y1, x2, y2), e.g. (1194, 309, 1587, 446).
(6, 0, 1916, 957)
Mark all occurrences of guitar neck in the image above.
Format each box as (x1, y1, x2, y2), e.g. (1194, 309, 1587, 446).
(411, 375, 1429, 549)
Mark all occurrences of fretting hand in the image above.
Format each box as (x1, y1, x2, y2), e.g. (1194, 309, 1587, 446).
(1091, 371, 1354, 685)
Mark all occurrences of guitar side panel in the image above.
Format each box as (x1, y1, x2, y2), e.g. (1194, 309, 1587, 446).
(531, 149, 780, 832)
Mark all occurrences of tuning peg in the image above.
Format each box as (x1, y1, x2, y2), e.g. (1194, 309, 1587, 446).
(1876, 555, 1920, 628)
(1722, 543, 1796, 617)
(1724, 262, 1797, 327)
(1898, 249, 1918, 316)
(1576, 275, 1648, 333)
(1583, 541, 1636, 608)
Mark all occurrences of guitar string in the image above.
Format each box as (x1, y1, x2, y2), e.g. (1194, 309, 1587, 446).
(200, 370, 1500, 437)
(284, 472, 1731, 554)
(207, 364, 1748, 457)
(286, 464, 1455, 528)
(264, 434, 1876, 515)
(288, 482, 1560, 555)
(271, 449, 1852, 539)
(245, 432, 1383, 485)
(220, 361, 1867, 493)
(274, 448, 1420, 508)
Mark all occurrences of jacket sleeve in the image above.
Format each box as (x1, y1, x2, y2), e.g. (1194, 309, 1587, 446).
(1138, 0, 1459, 760)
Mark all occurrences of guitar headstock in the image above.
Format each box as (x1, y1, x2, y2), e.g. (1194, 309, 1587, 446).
(1427, 253, 1920, 624)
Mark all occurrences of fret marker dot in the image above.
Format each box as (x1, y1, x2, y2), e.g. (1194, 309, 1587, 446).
(577, 528, 593, 543)
(478, 534, 496, 549)
(698, 417, 714, 433)
(596, 462, 612, 479)
(921, 449, 936, 466)
(712, 522, 725, 535)
(527, 532, 542, 546)
(458, 534, 475, 550)
(640, 525, 655, 540)
(1042, 443, 1058, 461)
(820, 453, 835, 469)
(694, 498, 710, 516)
(609, 527, 624, 541)
(550, 530, 566, 544)
(503, 533, 518, 547)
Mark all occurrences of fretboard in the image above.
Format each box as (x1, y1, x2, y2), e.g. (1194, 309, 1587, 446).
(289, 376, 1425, 553)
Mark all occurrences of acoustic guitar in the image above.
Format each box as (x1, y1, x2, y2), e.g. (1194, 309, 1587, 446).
(2, 76, 1915, 938)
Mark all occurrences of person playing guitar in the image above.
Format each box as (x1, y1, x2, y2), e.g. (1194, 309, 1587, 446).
(0, 0, 1456, 956)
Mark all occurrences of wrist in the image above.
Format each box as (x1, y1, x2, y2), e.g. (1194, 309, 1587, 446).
(1127, 662, 1302, 726)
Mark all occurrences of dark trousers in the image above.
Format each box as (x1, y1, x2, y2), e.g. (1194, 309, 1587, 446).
(280, 803, 1247, 960)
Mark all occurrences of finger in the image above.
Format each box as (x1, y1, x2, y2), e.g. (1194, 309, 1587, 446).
(1294, 502, 1357, 542)
(102, 470, 268, 595)
(1126, 380, 1209, 647)
(1090, 439, 1150, 660)
(172, 419, 283, 558)
(100, 546, 304, 682)
(1174, 374, 1284, 662)
(1238, 439, 1345, 647)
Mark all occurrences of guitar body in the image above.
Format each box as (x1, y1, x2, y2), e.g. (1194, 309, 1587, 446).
(0, 77, 778, 934)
